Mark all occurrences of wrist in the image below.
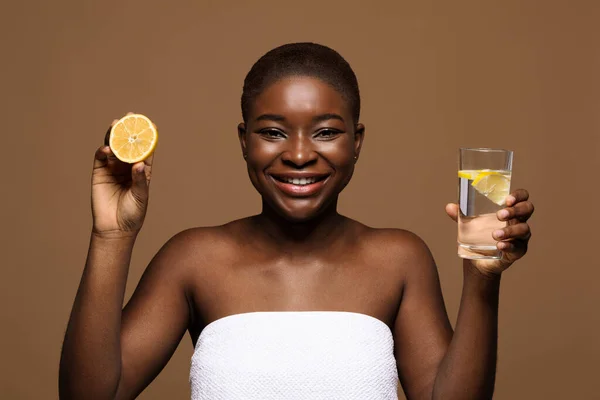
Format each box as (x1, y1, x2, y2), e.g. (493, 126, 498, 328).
(462, 261, 501, 298)
(91, 229, 139, 242)
(463, 260, 502, 281)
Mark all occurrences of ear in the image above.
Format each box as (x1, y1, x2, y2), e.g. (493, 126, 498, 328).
(238, 123, 247, 158)
(353, 123, 365, 161)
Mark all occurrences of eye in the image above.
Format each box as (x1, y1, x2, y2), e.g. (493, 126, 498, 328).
(259, 129, 286, 139)
(315, 129, 342, 139)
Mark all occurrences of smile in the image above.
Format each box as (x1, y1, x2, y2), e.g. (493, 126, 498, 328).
(278, 176, 319, 185)
(269, 173, 330, 196)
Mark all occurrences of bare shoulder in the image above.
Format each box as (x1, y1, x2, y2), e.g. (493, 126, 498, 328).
(354, 223, 434, 261)
(140, 222, 239, 282)
(155, 221, 245, 265)
(348, 222, 437, 283)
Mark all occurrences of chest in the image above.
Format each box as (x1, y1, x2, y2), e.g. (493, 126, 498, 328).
(189, 247, 404, 334)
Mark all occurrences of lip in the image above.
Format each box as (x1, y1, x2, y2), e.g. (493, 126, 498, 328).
(269, 172, 330, 180)
(268, 173, 330, 197)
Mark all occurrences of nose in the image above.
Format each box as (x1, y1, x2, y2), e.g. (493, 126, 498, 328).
(280, 133, 318, 168)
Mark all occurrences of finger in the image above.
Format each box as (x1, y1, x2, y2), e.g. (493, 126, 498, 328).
(445, 203, 459, 222)
(493, 222, 531, 241)
(104, 119, 119, 146)
(132, 162, 146, 176)
(143, 150, 154, 167)
(142, 152, 154, 186)
(104, 127, 111, 146)
(103, 145, 119, 163)
(497, 201, 534, 222)
(130, 162, 149, 202)
(93, 146, 111, 168)
(498, 239, 528, 260)
(505, 189, 529, 206)
(497, 240, 513, 251)
(101, 145, 132, 177)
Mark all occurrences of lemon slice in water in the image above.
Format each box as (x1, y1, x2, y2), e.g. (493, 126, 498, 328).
(471, 170, 511, 205)
(458, 170, 477, 180)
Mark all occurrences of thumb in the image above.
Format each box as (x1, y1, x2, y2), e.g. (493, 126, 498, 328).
(445, 203, 459, 222)
(130, 162, 149, 203)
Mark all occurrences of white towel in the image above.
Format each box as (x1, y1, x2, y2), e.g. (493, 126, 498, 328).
(190, 311, 398, 399)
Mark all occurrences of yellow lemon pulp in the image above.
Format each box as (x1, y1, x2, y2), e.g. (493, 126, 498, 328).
(470, 170, 511, 205)
(458, 170, 477, 180)
(109, 114, 158, 163)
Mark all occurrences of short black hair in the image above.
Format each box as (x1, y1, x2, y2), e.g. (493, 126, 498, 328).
(241, 42, 361, 124)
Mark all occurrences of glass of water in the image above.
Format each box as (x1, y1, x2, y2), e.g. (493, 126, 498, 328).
(458, 148, 513, 259)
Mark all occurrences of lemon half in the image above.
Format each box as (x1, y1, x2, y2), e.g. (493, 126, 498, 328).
(109, 113, 158, 163)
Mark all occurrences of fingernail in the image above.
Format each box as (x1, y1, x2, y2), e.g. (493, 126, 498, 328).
(498, 242, 508, 250)
(506, 195, 516, 204)
(498, 210, 509, 219)
(494, 230, 504, 239)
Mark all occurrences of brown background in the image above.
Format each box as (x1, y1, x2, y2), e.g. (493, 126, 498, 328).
(1, 0, 599, 399)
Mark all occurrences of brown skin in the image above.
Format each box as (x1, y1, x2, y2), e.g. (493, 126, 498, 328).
(59, 77, 534, 400)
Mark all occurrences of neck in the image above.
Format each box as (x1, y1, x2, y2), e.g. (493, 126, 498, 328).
(251, 198, 348, 252)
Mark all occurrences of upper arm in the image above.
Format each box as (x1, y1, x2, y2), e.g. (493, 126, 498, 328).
(393, 232, 453, 400)
(115, 229, 198, 399)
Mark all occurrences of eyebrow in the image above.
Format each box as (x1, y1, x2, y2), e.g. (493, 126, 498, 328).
(255, 114, 286, 122)
(313, 113, 344, 123)
(254, 113, 345, 123)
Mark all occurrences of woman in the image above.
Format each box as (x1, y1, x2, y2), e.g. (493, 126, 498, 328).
(59, 43, 534, 400)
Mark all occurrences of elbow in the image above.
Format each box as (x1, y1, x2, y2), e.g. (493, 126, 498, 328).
(432, 384, 495, 400)
(58, 359, 122, 400)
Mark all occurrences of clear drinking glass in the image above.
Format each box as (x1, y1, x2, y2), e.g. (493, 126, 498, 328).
(458, 148, 513, 259)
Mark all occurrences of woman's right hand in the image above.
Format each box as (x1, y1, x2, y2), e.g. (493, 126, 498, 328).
(91, 118, 154, 238)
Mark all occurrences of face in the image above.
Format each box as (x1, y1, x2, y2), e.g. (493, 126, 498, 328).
(238, 76, 365, 222)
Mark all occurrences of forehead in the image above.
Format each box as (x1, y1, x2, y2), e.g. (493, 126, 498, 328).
(251, 76, 351, 121)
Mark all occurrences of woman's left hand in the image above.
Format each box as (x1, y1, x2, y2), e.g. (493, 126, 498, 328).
(446, 189, 534, 277)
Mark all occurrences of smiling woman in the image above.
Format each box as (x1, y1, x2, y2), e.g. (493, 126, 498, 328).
(239, 74, 363, 222)
(59, 42, 535, 400)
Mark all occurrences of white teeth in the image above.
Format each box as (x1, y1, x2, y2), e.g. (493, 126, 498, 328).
(285, 177, 317, 185)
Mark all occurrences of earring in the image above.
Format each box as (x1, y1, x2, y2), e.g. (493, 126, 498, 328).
(243, 154, 247, 159)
